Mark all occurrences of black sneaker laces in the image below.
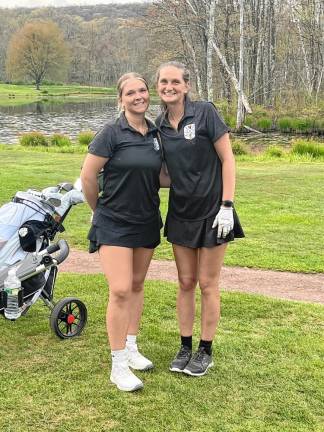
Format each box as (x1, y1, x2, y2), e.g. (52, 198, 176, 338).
(178, 346, 191, 358)
(192, 347, 207, 362)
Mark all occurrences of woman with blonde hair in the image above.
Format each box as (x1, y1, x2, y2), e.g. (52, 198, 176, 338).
(81, 73, 163, 391)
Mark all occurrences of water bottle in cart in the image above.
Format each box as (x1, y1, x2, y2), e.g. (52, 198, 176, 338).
(4, 267, 22, 320)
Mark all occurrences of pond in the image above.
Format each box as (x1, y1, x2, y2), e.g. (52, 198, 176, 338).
(0, 99, 160, 144)
(0, 99, 320, 148)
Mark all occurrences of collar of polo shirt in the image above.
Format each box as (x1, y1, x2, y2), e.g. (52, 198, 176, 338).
(182, 96, 195, 119)
(161, 96, 195, 128)
(119, 112, 157, 133)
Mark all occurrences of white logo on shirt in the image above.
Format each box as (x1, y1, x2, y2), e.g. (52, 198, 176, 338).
(153, 137, 160, 151)
(184, 123, 195, 140)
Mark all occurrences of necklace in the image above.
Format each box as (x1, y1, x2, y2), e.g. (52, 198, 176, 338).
(168, 109, 184, 130)
(168, 109, 184, 122)
(128, 120, 148, 136)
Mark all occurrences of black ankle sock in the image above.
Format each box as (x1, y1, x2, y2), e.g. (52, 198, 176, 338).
(199, 339, 212, 355)
(181, 335, 192, 350)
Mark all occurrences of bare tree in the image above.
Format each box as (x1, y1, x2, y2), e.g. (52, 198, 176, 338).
(6, 20, 70, 89)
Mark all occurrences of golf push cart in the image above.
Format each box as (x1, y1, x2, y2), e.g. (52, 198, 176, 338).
(0, 179, 88, 339)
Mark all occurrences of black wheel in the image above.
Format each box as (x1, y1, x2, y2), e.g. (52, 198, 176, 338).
(50, 297, 87, 339)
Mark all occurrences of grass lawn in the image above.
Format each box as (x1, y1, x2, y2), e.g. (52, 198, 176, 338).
(1, 148, 324, 272)
(0, 275, 323, 432)
(0, 83, 116, 106)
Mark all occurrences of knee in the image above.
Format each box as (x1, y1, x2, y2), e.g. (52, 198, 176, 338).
(132, 277, 144, 293)
(110, 284, 131, 304)
(178, 275, 197, 292)
(199, 277, 219, 294)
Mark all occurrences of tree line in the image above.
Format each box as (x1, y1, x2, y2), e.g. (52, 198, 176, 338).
(0, 1, 323, 123)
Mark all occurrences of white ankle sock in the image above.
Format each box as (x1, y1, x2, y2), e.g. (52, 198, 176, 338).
(126, 334, 137, 348)
(111, 348, 127, 364)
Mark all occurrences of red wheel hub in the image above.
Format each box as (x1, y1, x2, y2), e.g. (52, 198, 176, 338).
(67, 314, 75, 324)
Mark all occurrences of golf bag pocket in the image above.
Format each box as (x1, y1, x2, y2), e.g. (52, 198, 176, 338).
(18, 220, 53, 252)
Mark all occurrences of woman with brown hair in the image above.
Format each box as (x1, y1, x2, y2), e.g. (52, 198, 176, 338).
(155, 61, 244, 377)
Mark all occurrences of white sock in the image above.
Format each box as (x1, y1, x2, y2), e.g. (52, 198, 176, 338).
(126, 334, 138, 350)
(111, 348, 127, 365)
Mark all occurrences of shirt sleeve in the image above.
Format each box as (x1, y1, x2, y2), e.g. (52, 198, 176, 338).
(88, 123, 116, 158)
(205, 102, 230, 143)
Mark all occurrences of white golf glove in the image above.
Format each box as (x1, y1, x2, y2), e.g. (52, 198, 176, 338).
(73, 177, 82, 192)
(212, 206, 234, 238)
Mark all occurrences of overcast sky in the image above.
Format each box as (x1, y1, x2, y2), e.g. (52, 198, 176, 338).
(0, 0, 150, 8)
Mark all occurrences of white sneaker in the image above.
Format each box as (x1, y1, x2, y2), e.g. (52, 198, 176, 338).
(110, 361, 143, 392)
(126, 346, 154, 371)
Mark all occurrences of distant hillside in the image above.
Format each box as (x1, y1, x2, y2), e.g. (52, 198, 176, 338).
(3, 3, 149, 20)
(51, 3, 149, 20)
(0, 2, 153, 84)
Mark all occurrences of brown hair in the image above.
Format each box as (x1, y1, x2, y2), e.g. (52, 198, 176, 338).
(117, 72, 149, 110)
(155, 61, 190, 112)
(155, 61, 190, 85)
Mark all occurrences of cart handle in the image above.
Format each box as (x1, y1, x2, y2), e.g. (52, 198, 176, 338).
(47, 240, 69, 264)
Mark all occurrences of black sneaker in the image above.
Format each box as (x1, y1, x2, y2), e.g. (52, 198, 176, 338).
(169, 345, 192, 373)
(183, 347, 214, 376)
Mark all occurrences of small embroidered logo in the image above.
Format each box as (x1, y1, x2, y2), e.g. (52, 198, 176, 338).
(153, 137, 160, 151)
(184, 123, 195, 140)
(18, 227, 28, 237)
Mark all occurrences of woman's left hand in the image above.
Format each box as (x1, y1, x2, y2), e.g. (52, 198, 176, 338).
(212, 206, 234, 238)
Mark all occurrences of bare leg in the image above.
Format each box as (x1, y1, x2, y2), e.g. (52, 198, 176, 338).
(172, 244, 199, 337)
(198, 244, 227, 341)
(98, 245, 133, 350)
(127, 247, 154, 335)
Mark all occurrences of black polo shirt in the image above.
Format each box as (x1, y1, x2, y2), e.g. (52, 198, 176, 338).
(88, 113, 162, 224)
(156, 97, 229, 221)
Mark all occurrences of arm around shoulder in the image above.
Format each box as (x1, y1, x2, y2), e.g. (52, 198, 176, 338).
(159, 162, 171, 188)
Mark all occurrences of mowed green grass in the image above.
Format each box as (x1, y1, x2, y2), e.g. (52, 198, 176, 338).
(0, 275, 323, 432)
(0, 149, 324, 272)
(0, 83, 116, 106)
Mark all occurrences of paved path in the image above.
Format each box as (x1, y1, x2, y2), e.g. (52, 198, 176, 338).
(60, 249, 324, 304)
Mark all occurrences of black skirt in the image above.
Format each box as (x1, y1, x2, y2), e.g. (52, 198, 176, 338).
(164, 208, 245, 249)
(88, 208, 162, 253)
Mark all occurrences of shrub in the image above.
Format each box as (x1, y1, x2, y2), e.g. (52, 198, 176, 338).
(231, 139, 248, 155)
(77, 130, 95, 146)
(19, 131, 48, 147)
(265, 145, 284, 158)
(215, 99, 229, 116)
(277, 117, 293, 132)
(251, 105, 268, 118)
(223, 114, 236, 129)
(244, 116, 253, 127)
(50, 133, 72, 147)
(314, 118, 324, 134)
(291, 139, 324, 158)
(294, 118, 313, 134)
(256, 117, 272, 131)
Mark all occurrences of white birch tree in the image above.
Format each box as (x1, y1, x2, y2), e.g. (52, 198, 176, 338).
(206, 0, 217, 101)
(236, 0, 245, 128)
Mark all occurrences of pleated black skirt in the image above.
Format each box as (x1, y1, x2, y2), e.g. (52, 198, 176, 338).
(164, 208, 245, 249)
(88, 208, 162, 253)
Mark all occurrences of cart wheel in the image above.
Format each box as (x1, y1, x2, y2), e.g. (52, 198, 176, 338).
(50, 297, 87, 339)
